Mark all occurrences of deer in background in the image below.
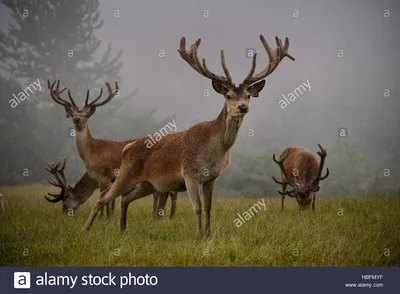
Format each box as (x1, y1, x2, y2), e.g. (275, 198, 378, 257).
(44, 157, 174, 217)
(46, 80, 176, 218)
(84, 35, 295, 237)
(272, 144, 330, 211)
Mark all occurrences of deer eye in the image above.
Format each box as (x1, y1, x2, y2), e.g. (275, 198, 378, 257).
(226, 95, 232, 100)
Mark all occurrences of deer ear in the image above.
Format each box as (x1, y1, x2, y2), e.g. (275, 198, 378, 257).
(248, 80, 266, 97)
(212, 79, 228, 95)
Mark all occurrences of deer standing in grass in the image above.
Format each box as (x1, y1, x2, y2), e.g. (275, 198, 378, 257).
(46, 80, 176, 218)
(84, 35, 295, 237)
(272, 144, 330, 211)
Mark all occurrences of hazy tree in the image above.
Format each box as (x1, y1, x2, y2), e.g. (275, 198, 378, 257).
(0, 0, 170, 183)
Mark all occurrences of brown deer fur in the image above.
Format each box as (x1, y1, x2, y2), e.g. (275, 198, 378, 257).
(84, 35, 295, 236)
(272, 145, 329, 210)
(46, 81, 175, 217)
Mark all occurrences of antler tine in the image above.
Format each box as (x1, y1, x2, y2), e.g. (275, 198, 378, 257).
(47, 79, 71, 107)
(44, 157, 68, 203)
(178, 37, 206, 77)
(86, 82, 118, 108)
(220, 50, 233, 84)
(272, 175, 289, 186)
(277, 189, 295, 198)
(272, 148, 296, 188)
(84, 89, 90, 107)
(67, 89, 78, 108)
(243, 53, 257, 83)
(48, 180, 62, 188)
(178, 37, 233, 86)
(56, 157, 68, 186)
(44, 194, 63, 203)
(314, 144, 330, 183)
(243, 35, 295, 85)
(45, 159, 65, 186)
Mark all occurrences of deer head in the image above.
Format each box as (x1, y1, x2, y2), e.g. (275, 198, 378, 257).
(178, 35, 295, 117)
(47, 80, 119, 131)
(44, 157, 78, 214)
(272, 144, 330, 210)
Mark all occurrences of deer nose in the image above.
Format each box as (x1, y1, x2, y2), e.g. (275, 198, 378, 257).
(239, 104, 249, 113)
(73, 117, 80, 123)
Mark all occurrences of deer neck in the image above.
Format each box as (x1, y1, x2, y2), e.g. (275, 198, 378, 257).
(71, 172, 99, 204)
(75, 123, 93, 162)
(213, 104, 244, 151)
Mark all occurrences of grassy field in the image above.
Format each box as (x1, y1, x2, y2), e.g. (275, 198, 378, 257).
(0, 184, 399, 266)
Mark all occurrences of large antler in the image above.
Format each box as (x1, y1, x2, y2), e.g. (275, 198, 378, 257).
(243, 35, 295, 85)
(313, 144, 330, 184)
(178, 37, 234, 86)
(47, 80, 77, 116)
(83, 81, 119, 110)
(44, 157, 68, 203)
(272, 148, 296, 197)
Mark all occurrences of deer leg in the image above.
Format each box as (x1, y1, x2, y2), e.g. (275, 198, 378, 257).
(152, 193, 159, 218)
(169, 192, 178, 218)
(281, 183, 287, 211)
(203, 180, 215, 238)
(120, 183, 155, 232)
(157, 192, 169, 218)
(185, 177, 203, 237)
(99, 181, 114, 219)
(85, 175, 134, 231)
(99, 192, 105, 218)
(312, 193, 316, 211)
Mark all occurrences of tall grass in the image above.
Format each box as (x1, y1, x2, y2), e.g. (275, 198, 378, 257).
(0, 184, 399, 266)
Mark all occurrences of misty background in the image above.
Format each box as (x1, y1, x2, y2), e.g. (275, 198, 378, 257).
(0, 0, 399, 197)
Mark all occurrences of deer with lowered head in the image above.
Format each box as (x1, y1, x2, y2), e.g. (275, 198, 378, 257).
(84, 35, 295, 237)
(272, 144, 330, 211)
(46, 80, 176, 218)
(44, 157, 175, 217)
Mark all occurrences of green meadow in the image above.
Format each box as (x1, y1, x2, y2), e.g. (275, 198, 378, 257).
(0, 184, 399, 266)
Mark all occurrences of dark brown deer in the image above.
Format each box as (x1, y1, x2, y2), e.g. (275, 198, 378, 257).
(84, 35, 295, 237)
(272, 144, 329, 211)
(45, 157, 175, 217)
(46, 81, 176, 217)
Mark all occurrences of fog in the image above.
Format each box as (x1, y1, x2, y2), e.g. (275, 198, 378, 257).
(0, 0, 399, 196)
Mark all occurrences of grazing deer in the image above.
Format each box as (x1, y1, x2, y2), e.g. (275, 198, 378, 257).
(84, 35, 295, 236)
(0, 190, 4, 215)
(272, 144, 330, 211)
(44, 157, 175, 217)
(46, 80, 176, 217)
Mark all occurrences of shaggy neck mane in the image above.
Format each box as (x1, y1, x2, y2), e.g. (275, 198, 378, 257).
(214, 105, 243, 151)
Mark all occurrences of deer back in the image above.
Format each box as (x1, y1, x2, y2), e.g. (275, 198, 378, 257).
(280, 147, 320, 186)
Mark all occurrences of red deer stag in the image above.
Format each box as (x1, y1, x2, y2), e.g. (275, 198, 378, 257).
(84, 35, 295, 237)
(44, 157, 174, 217)
(272, 144, 329, 211)
(46, 80, 176, 218)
